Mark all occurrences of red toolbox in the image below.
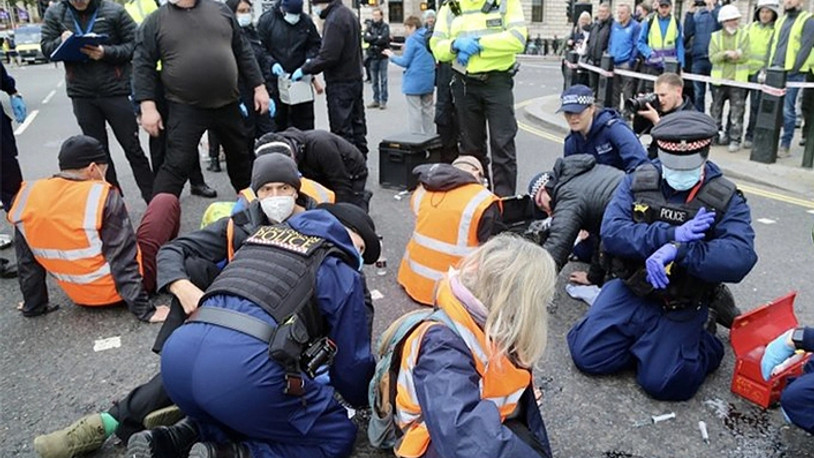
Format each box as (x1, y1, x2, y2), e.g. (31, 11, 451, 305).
(730, 291, 810, 408)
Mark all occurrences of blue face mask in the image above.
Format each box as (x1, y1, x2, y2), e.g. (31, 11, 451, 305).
(662, 164, 703, 191)
(313, 5, 322, 15)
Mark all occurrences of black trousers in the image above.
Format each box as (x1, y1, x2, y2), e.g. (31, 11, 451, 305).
(325, 80, 368, 157)
(435, 63, 461, 163)
(209, 103, 275, 163)
(272, 90, 315, 131)
(150, 82, 205, 187)
(1, 112, 22, 210)
(451, 71, 517, 197)
(154, 102, 252, 196)
(71, 96, 154, 203)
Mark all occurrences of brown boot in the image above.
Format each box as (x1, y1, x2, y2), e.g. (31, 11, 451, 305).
(33, 414, 107, 458)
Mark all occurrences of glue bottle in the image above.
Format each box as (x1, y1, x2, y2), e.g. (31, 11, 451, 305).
(375, 236, 387, 276)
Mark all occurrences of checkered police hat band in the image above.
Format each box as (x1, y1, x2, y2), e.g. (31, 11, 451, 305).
(656, 138, 712, 153)
(561, 94, 594, 106)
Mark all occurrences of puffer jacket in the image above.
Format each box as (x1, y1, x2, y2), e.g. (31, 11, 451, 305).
(41, 0, 137, 98)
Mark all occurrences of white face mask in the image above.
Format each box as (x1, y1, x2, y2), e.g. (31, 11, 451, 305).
(725, 25, 737, 34)
(284, 12, 301, 24)
(260, 195, 296, 223)
(313, 5, 322, 16)
(237, 13, 252, 27)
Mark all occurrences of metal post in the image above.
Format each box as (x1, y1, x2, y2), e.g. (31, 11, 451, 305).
(663, 58, 680, 75)
(803, 105, 813, 168)
(751, 67, 786, 164)
(565, 51, 579, 89)
(597, 53, 614, 109)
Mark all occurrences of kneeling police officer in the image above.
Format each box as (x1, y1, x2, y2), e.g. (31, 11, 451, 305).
(567, 111, 757, 401)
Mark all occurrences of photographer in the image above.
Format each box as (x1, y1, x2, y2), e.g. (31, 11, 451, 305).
(632, 72, 695, 157)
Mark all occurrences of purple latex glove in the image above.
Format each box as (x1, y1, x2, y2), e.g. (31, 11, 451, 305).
(645, 243, 678, 289)
(674, 207, 715, 243)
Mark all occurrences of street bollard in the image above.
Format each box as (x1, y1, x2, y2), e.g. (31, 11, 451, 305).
(751, 67, 786, 164)
(804, 109, 813, 168)
(663, 58, 680, 75)
(565, 51, 579, 89)
(597, 53, 614, 109)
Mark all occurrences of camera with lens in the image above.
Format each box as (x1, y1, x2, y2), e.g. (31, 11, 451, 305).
(626, 93, 659, 113)
(693, 0, 705, 6)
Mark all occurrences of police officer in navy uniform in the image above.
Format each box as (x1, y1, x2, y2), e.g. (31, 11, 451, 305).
(567, 111, 757, 401)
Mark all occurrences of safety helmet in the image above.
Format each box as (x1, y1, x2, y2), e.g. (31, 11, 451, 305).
(754, 0, 780, 19)
(717, 4, 742, 22)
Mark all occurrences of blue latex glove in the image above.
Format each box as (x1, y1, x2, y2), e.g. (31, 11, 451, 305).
(761, 330, 795, 381)
(674, 207, 716, 243)
(238, 102, 248, 118)
(453, 37, 482, 56)
(291, 68, 304, 81)
(11, 95, 26, 123)
(268, 98, 276, 118)
(645, 243, 677, 290)
(456, 51, 471, 67)
(271, 63, 285, 76)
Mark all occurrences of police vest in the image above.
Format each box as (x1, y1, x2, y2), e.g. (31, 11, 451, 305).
(747, 22, 774, 75)
(710, 28, 750, 83)
(8, 178, 130, 306)
(607, 164, 737, 308)
(394, 278, 531, 457)
(301, 178, 335, 204)
(769, 11, 813, 72)
(647, 15, 679, 56)
(397, 184, 499, 306)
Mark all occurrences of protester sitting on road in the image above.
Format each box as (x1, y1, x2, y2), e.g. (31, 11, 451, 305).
(398, 156, 501, 306)
(529, 154, 623, 286)
(761, 325, 814, 434)
(128, 203, 379, 457)
(567, 112, 757, 401)
(8, 135, 175, 323)
(393, 233, 556, 457)
(560, 85, 648, 172)
(633, 72, 696, 157)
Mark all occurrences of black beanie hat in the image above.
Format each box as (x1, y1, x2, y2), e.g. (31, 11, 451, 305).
(317, 202, 380, 264)
(58, 135, 108, 171)
(251, 154, 301, 193)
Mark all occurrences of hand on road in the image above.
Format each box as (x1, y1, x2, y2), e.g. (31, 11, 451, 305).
(149, 305, 170, 323)
(645, 243, 678, 289)
(569, 271, 591, 285)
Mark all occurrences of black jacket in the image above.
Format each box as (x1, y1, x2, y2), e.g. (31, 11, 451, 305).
(413, 163, 502, 243)
(300, 0, 363, 83)
(280, 128, 368, 202)
(542, 154, 622, 279)
(238, 26, 270, 98)
(633, 95, 696, 157)
(363, 19, 390, 59)
(41, 0, 137, 98)
(586, 18, 612, 64)
(256, 4, 321, 83)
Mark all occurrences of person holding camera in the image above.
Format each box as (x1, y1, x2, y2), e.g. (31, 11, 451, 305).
(633, 72, 696, 157)
(136, 203, 378, 457)
(709, 4, 750, 152)
(560, 85, 648, 172)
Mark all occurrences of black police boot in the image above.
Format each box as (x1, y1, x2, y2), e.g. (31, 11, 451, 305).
(126, 418, 199, 458)
(705, 308, 718, 336)
(709, 284, 741, 329)
(188, 441, 251, 458)
(190, 184, 218, 198)
(207, 157, 222, 173)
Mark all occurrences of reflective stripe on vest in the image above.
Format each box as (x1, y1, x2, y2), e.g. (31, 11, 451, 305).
(648, 15, 679, 51)
(747, 22, 774, 75)
(9, 179, 121, 305)
(769, 11, 813, 71)
(300, 178, 336, 204)
(394, 279, 531, 457)
(711, 28, 750, 83)
(397, 184, 498, 305)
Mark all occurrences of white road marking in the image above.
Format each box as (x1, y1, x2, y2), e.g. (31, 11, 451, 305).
(42, 89, 56, 105)
(57, 80, 64, 88)
(756, 218, 776, 225)
(807, 209, 814, 215)
(93, 336, 122, 352)
(371, 289, 384, 300)
(13, 110, 39, 135)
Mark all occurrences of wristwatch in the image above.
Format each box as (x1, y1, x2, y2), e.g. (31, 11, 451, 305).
(791, 327, 806, 351)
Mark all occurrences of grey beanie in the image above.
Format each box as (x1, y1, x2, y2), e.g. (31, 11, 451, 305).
(251, 154, 301, 193)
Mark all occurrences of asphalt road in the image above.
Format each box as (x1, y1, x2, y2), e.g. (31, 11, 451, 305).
(1, 59, 812, 458)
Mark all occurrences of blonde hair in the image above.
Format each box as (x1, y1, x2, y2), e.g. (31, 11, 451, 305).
(578, 11, 592, 26)
(457, 233, 556, 368)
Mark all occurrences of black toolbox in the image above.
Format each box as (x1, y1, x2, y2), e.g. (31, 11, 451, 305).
(378, 132, 443, 190)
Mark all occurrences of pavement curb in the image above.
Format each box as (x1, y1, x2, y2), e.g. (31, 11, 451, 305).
(521, 95, 813, 197)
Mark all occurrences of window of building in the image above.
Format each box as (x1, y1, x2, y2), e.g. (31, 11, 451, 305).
(531, 0, 543, 22)
(389, 0, 403, 24)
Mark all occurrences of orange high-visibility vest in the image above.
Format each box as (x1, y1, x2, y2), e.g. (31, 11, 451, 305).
(300, 177, 336, 204)
(394, 279, 531, 457)
(8, 178, 124, 306)
(397, 184, 498, 305)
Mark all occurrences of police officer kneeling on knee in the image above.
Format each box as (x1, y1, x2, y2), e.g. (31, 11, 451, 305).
(139, 203, 379, 457)
(567, 111, 757, 401)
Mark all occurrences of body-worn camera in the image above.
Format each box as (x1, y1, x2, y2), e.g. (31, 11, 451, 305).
(626, 93, 659, 112)
(301, 337, 338, 379)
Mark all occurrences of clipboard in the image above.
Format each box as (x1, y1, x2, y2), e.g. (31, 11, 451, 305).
(49, 33, 109, 62)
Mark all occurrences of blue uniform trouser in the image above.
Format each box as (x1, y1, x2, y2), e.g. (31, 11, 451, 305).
(691, 59, 712, 112)
(781, 73, 807, 148)
(566, 279, 724, 401)
(780, 359, 814, 434)
(161, 302, 357, 458)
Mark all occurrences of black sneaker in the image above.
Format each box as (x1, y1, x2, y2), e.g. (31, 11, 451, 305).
(126, 418, 198, 458)
(709, 284, 741, 329)
(188, 441, 251, 458)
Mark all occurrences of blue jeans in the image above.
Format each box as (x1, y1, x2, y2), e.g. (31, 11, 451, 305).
(691, 59, 712, 112)
(781, 73, 806, 148)
(369, 57, 388, 104)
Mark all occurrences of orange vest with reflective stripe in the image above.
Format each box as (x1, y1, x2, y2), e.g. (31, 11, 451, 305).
(300, 178, 336, 204)
(397, 184, 499, 305)
(394, 279, 531, 457)
(8, 178, 123, 306)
